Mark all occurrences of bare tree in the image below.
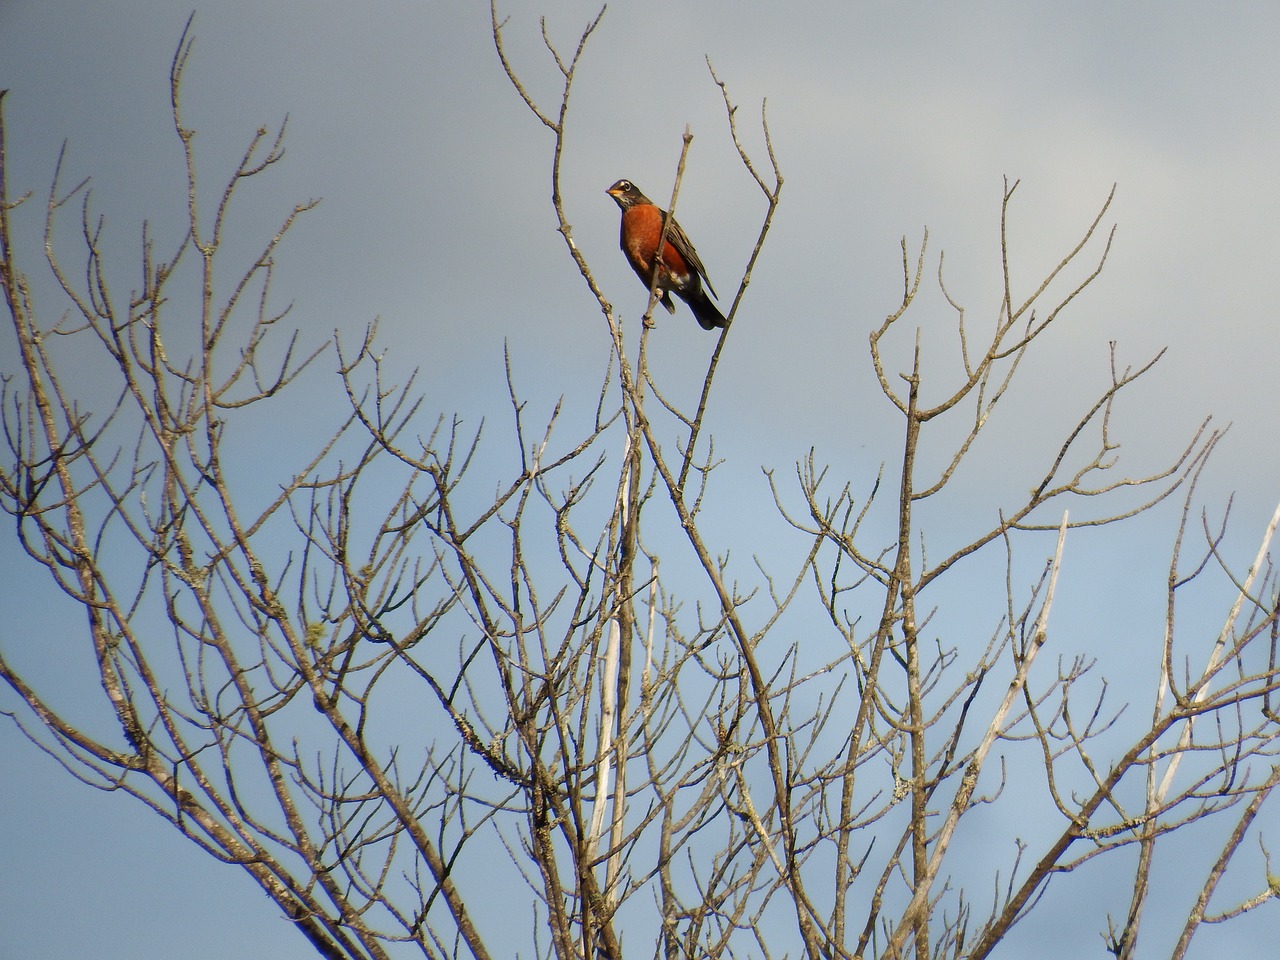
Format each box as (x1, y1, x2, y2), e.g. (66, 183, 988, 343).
(3, 8, 1278, 960)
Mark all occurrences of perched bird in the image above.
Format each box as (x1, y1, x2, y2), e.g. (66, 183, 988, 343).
(605, 179, 727, 330)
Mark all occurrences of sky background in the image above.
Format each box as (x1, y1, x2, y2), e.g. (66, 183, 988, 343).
(3, 1, 1279, 957)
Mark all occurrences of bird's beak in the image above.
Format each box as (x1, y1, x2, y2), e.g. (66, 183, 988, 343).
(606, 185, 622, 198)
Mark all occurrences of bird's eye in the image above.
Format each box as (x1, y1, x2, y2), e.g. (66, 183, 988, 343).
(619, 180, 632, 191)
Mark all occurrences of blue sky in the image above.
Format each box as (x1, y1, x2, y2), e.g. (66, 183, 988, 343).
(3, 1, 1279, 957)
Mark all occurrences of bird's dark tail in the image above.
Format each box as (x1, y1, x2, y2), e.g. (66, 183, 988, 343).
(684, 288, 727, 330)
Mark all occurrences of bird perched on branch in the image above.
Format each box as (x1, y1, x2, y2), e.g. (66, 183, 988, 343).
(605, 179, 727, 330)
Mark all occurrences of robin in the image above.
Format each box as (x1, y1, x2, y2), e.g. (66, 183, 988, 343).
(605, 179, 727, 330)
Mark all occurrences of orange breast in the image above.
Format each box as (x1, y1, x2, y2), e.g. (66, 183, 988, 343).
(621, 205, 690, 281)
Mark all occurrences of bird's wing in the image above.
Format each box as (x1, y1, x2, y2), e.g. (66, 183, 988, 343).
(664, 214, 717, 301)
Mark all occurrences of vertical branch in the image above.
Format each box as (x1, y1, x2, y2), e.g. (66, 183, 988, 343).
(928, 514, 1070, 960)
(678, 68, 783, 491)
(898, 337, 929, 960)
(1156, 499, 1280, 799)
(605, 430, 639, 901)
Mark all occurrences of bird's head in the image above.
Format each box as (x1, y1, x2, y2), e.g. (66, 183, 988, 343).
(606, 179, 649, 210)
